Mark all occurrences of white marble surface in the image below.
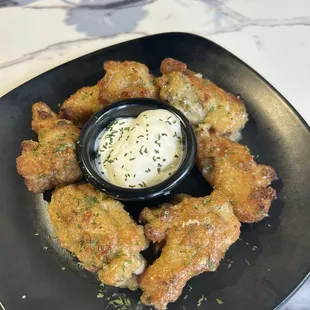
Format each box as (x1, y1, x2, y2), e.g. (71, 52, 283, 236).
(0, 0, 309, 308)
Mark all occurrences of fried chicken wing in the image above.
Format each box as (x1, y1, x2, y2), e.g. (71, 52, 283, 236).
(60, 84, 104, 127)
(139, 191, 240, 309)
(49, 183, 149, 290)
(16, 102, 83, 193)
(196, 126, 276, 223)
(157, 58, 248, 135)
(98, 61, 158, 104)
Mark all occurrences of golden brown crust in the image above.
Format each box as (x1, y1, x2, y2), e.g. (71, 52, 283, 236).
(98, 61, 158, 104)
(157, 58, 248, 135)
(59, 84, 104, 127)
(139, 191, 240, 309)
(196, 127, 277, 223)
(160, 58, 187, 74)
(156, 70, 208, 125)
(59, 61, 158, 127)
(202, 80, 248, 135)
(49, 183, 149, 290)
(16, 102, 83, 193)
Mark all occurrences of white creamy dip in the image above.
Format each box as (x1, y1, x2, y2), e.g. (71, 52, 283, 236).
(95, 109, 184, 188)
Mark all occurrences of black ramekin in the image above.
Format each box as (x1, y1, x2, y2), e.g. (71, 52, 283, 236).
(77, 98, 197, 201)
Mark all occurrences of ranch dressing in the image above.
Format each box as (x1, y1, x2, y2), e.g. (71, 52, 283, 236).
(96, 109, 184, 188)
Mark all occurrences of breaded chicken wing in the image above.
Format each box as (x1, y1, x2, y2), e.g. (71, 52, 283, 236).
(98, 61, 158, 104)
(49, 183, 149, 290)
(139, 191, 240, 309)
(60, 84, 104, 127)
(16, 102, 83, 193)
(157, 58, 248, 135)
(196, 126, 276, 223)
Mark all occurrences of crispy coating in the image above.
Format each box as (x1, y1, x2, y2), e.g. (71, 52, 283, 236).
(98, 61, 158, 104)
(16, 102, 83, 193)
(139, 191, 240, 309)
(196, 126, 277, 223)
(60, 84, 104, 127)
(157, 58, 248, 135)
(49, 183, 149, 290)
(157, 59, 208, 125)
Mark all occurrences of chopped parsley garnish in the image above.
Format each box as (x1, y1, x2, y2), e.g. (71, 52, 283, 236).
(54, 143, 68, 152)
(108, 294, 131, 309)
(216, 298, 224, 305)
(155, 140, 161, 147)
(206, 257, 216, 270)
(139, 145, 145, 155)
(197, 295, 206, 307)
(85, 195, 99, 204)
(89, 239, 98, 247)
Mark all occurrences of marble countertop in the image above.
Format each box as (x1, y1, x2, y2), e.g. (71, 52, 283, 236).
(0, 0, 309, 309)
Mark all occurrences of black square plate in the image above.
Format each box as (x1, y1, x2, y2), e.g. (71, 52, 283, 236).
(0, 32, 309, 310)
